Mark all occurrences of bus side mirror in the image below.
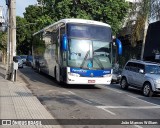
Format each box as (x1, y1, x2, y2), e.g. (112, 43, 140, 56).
(115, 38, 122, 55)
(62, 34, 68, 51)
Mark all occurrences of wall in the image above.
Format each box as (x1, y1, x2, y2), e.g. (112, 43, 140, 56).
(144, 21, 160, 62)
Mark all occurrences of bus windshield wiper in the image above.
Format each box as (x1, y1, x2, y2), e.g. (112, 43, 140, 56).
(93, 56, 104, 70)
(80, 50, 90, 69)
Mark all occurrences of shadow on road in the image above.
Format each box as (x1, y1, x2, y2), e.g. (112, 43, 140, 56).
(109, 84, 160, 106)
(19, 66, 101, 90)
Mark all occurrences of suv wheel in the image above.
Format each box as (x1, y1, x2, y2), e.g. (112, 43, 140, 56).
(143, 83, 153, 97)
(120, 77, 128, 89)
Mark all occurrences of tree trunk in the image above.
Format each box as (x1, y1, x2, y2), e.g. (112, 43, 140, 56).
(140, 15, 149, 60)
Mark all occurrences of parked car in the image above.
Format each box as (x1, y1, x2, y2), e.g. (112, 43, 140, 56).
(32, 56, 43, 69)
(14, 56, 23, 68)
(120, 59, 160, 97)
(34, 56, 47, 72)
(20, 55, 27, 64)
(111, 69, 122, 84)
(26, 55, 33, 67)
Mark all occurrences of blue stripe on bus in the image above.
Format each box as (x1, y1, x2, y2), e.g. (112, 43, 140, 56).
(70, 68, 111, 77)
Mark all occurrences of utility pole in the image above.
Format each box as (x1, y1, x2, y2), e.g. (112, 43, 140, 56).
(5, 0, 16, 81)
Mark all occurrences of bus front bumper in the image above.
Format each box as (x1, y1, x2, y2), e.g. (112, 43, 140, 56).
(67, 76, 112, 85)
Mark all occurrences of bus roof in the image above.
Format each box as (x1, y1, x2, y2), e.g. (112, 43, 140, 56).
(33, 18, 111, 36)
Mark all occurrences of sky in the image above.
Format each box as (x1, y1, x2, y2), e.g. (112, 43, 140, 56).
(0, 0, 37, 17)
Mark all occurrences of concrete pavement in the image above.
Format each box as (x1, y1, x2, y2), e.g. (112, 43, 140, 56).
(0, 63, 61, 128)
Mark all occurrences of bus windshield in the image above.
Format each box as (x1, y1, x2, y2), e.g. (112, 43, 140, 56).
(67, 23, 112, 42)
(68, 39, 112, 69)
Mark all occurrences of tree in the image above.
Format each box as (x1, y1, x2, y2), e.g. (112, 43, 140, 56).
(0, 32, 7, 64)
(17, 5, 48, 55)
(16, 16, 30, 55)
(125, 0, 151, 60)
(23, 5, 54, 55)
(24, 5, 48, 31)
(37, 0, 129, 34)
(140, 0, 150, 60)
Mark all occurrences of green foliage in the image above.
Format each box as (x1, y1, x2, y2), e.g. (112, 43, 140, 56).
(0, 32, 7, 64)
(41, 0, 129, 34)
(24, 5, 45, 31)
(36, 15, 53, 28)
(16, 16, 30, 54)
(17, 5, 49, 55)
(16, 17, 28, 43)
(0, 32, 7, 50)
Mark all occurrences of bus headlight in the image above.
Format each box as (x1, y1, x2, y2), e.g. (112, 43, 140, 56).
(68, 72, 80, 77)
(103, 74, 112, 77)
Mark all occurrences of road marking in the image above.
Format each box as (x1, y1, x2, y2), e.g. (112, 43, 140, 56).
(127, 94, 159, 106)
(103, 85, 159, 106)
(134, 125, 143, 128)
(68, 91, 76, 95)
(68, 91, 94, 104)
(96, 105, 160, 109)
(96, 106, 116, 115)
(84, 99, 93, 104)
(97, 105, 160, 119)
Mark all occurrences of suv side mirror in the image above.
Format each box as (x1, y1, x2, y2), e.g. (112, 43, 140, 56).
(139, 69, 144, 74)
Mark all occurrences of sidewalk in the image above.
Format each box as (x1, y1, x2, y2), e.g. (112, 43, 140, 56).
(0, 64, 61, 128)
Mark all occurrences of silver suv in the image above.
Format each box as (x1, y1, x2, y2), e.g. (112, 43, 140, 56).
(120, 59, 160, 97)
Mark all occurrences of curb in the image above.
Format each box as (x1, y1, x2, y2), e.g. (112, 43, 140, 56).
(17, 70, 30, 85)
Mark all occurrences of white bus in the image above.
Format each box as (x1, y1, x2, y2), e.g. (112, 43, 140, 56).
(32, 19, 122, 85)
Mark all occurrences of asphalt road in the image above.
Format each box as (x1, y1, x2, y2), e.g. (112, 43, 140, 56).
(18, 66, 160, 128)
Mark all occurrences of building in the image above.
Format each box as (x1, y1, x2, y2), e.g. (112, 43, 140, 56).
(150, 0, 160, 23)
(144, 21, 160, 62)
(143, 0, 160, 62)
(0, 6, 5, 27)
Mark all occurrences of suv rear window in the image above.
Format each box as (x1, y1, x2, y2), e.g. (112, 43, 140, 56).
(125, 62, 144, 73)
(125, 62, 132, 70)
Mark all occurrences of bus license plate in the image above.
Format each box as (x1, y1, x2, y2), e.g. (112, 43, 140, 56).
(88, 80, 95, 83)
